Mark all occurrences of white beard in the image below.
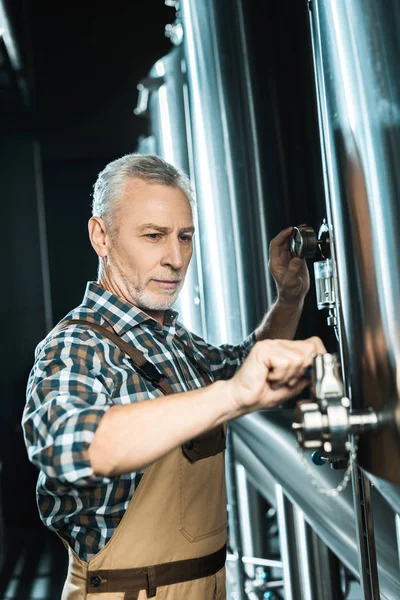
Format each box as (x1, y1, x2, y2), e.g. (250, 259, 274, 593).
(133, 279, 184, 311)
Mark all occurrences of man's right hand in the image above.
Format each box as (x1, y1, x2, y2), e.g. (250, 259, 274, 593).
(227, 337, 326, 414)
(89, 335, 326, 476)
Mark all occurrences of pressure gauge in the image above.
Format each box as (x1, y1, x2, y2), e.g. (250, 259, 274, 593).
(290, 224, 318, 259)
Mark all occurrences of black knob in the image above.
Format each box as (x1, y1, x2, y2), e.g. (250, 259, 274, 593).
(290, 224, 317, 259)
(311, 451, 329, 466)
(90, 575, 102, 588)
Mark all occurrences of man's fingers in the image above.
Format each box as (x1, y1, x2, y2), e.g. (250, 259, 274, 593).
(256, 338, 326, 389)
(305, 336, 327, 355)
(277, 337, 326, 357)
(272, 226, 294, 244)
(288, 376, 305, 388)
(269, 227, 293, 263)
(264, 343, 313, 385)
(267, 352, 308, 384)
(268, 377, 310, 404)
(287, 257, 304, 274)
(233, 337, 326, 412)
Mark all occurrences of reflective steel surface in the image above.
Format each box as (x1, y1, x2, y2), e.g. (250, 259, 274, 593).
(310, 0, 400, 481)
(180, 0, 273, 345)
(231, 411, 400, 599)
(137, 47, 205, 337)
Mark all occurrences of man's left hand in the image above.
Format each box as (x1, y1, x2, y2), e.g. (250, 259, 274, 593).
(269, 227, 310, 305)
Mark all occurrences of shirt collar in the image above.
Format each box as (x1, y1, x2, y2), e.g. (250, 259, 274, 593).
(81, 281, 179, 336)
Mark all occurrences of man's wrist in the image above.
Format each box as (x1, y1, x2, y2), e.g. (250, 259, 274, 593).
(213, 378, 245, 422)
(275, 293, 305, 310)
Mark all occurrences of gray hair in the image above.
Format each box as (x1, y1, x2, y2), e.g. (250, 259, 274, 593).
(92, 154, 195, 233)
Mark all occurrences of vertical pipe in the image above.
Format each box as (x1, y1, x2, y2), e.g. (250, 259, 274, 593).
(139, 47, 205, 338)
(356, 471, 380, 598)
(276, 486, 343, 600)
(294, 506, 343, 600)
(233, 0, 274, 307)
(275, 484, 300, 600)
(293, 507, 314, 600)
(33, 141, 53, 331)
(235, 464, 255, 580)
(181, 0, 281, 345)
(395, 514, 400, 570)
(225, 432, 246, 600)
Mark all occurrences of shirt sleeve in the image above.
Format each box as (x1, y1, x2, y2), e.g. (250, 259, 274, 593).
(195, 331, 257, 381)
(22, 331, 114, 488)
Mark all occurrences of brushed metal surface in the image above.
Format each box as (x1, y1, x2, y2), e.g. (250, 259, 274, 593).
(310, 0, 400, 481)
(231, 411, 400, 599)
(180, 0, 274, 345)
(139, 47, 205, 338)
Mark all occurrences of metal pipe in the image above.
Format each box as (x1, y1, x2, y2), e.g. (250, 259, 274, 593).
(275, 484, 299, 600)
(235, 464, 255, 579)
(293, 507, 314, 600)
(225, 431, 246, 600)
(180, 0, 279, 346)
(135, 46, 205, 338)
(0, 0, 28, 103)
(241, 556, 283, 569)
(231, 411, 400, 599)
(395, 514, 400, 570)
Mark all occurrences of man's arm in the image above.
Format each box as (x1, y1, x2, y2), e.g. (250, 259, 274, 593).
(256, 227, 310, 341)
(89, 336, 325, 477)
(24, 328, 325, 482)
(23, 333, 113, 487)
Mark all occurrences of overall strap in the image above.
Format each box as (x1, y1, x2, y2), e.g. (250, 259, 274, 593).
(173, 335, 213, 386)
(53, 318, 174, 396)
(54, 318, 225, 462)
(87, 544, 227, 598)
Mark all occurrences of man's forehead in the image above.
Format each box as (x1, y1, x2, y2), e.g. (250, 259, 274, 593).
(122, 178, 188, 204)
(119, 179, 193, 229)
(123, 177, 186, 198)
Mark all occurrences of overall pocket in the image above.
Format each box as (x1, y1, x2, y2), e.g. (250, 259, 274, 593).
(179, 427, 227, 542)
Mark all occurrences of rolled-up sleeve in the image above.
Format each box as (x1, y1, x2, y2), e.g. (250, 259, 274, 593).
(22, 333, 113, 487)
(195, 331, 257, 381)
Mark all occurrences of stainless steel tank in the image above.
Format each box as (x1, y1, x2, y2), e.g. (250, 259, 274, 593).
(135, 0, 400, 596)
(135, 45, 205, 338)
(180, 0, 276, 345)
(310, 0, 400, 482)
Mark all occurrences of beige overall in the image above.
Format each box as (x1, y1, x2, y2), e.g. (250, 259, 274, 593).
(56, 319, 227, 600)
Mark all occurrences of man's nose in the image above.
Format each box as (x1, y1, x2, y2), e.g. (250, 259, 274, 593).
(161, 238, 184, 271)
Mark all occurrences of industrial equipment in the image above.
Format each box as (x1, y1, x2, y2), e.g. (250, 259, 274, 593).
(135, 0, 400, 597)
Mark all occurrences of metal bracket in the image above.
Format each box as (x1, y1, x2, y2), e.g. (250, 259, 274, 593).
(134, 76, 165, 116)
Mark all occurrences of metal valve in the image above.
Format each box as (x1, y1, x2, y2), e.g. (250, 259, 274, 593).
(293, 354, 379, 459)
(291, 220, 337, 330)
(290, 220, 331, 260)
(290, 224, 318, 259)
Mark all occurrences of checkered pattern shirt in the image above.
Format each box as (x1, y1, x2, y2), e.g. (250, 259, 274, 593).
(23, 282, 255, 561)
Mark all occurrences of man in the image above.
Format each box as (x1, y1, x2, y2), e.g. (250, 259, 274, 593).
(23, 154, 325, 600)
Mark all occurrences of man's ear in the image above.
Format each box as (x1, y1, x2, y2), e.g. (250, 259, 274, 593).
(88, 217, 109, 258)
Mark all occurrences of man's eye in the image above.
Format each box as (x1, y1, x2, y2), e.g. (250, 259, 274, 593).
(145, 233, 162, 240)
(180, 235, 193, 243)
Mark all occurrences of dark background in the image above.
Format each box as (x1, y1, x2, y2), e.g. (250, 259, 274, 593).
(0, 0, 330, 596)
(1, 1, 174, 594)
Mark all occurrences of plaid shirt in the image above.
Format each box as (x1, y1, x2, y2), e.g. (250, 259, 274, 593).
(23, 282, 255, 561)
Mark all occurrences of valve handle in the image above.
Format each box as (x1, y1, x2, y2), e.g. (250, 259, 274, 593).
(311, 451, 329, 466)
(290, 220, 331, 259)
